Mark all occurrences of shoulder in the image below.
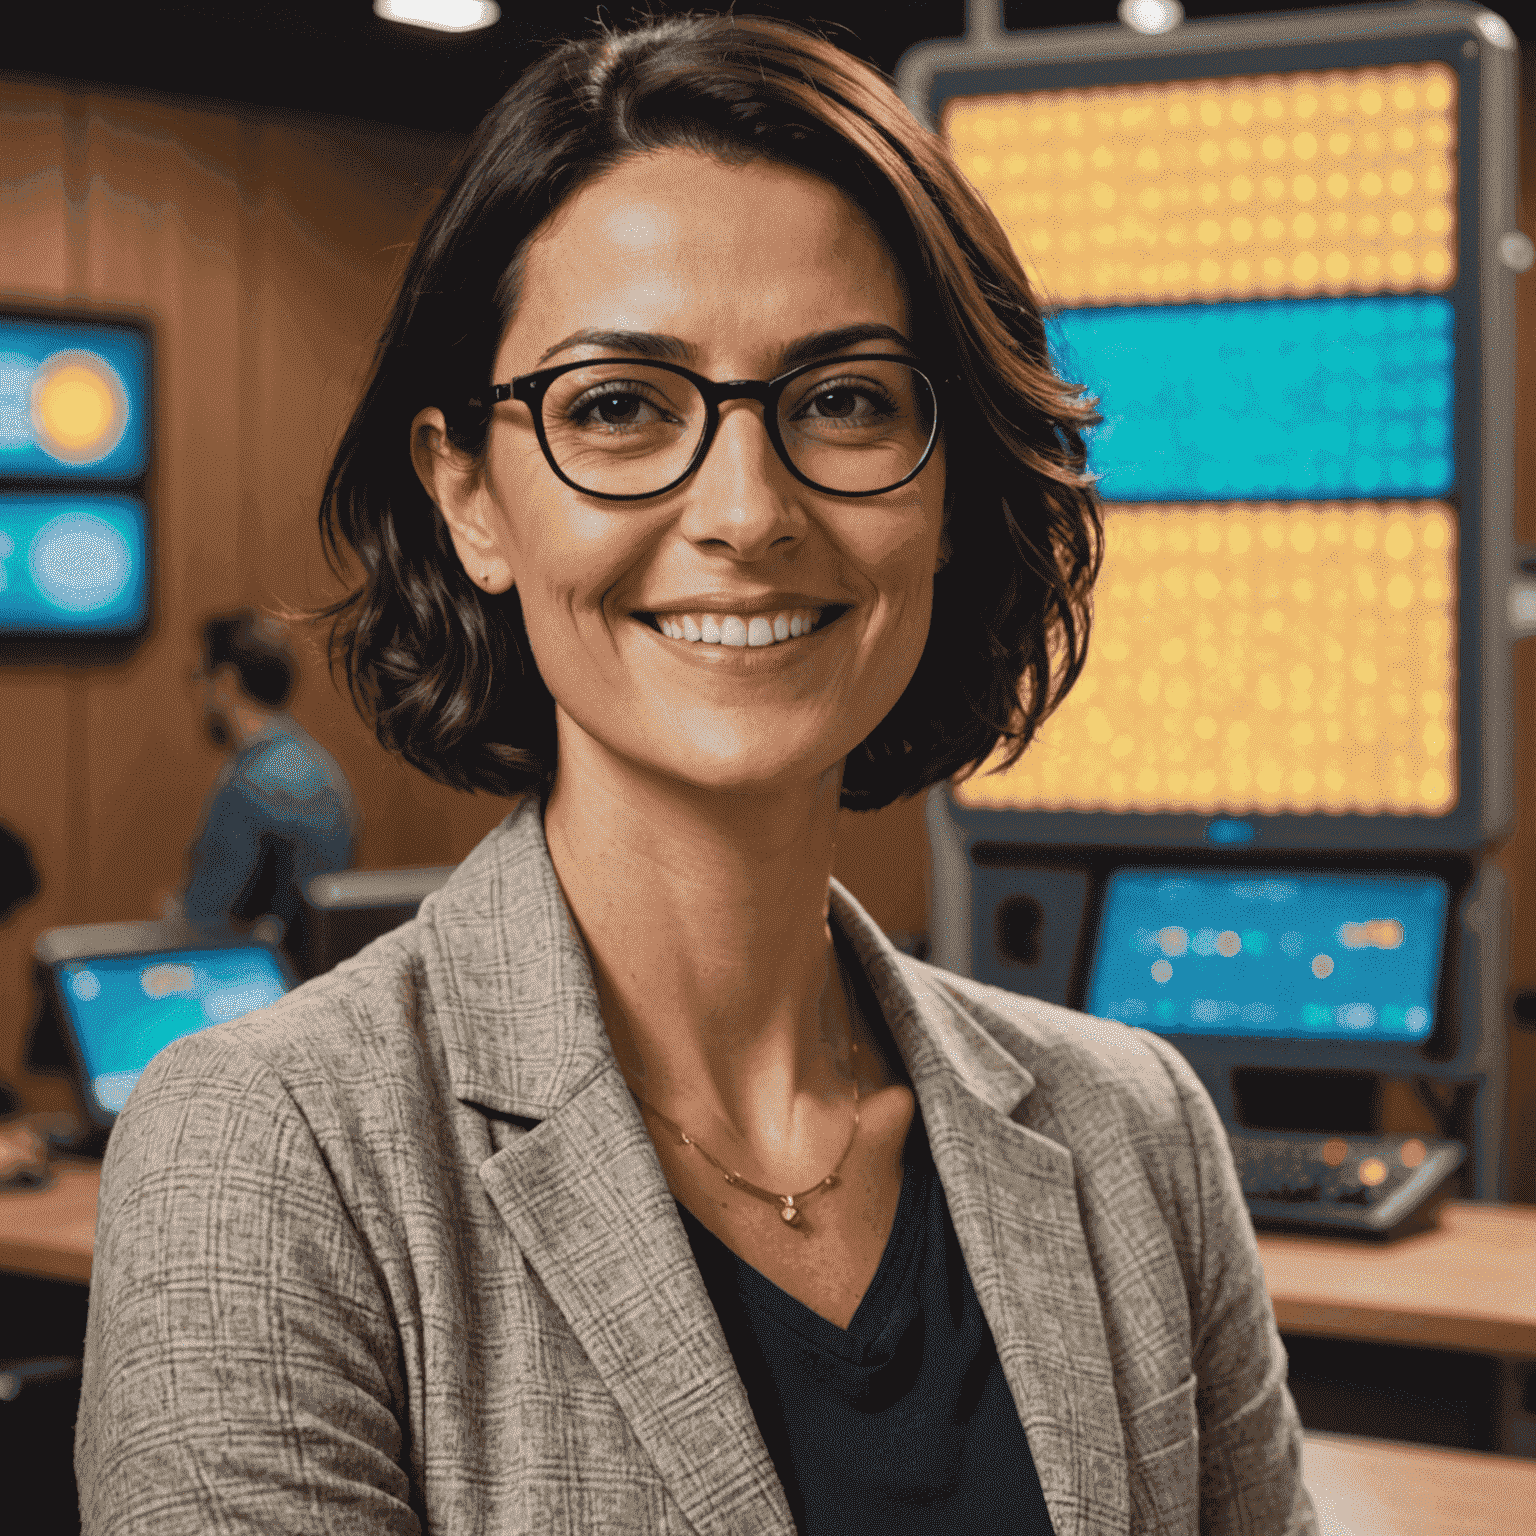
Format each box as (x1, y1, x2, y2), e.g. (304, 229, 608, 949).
(114, 925, 440, 1179)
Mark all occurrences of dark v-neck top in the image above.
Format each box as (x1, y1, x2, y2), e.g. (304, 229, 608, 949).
(674, 941, 1056, 1535)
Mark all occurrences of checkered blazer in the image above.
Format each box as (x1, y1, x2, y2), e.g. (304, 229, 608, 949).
(76, 795, 1317, 1535)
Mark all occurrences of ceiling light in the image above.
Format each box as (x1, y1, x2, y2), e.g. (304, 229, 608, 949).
(374, 0, 500, 34)
(1118, 0, 1184, 35)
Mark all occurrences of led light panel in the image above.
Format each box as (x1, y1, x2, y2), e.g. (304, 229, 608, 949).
(0, 316, 150, 479)
(944, 63, 1458, 307)
(1053, 295, 1453, 499)
(955, 502, 1457, 818)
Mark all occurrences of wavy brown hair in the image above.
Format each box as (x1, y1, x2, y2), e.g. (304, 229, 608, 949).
(317, 11, 1102, 812)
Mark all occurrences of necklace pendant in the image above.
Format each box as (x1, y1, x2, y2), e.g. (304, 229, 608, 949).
(780, 1198, 800, 1224)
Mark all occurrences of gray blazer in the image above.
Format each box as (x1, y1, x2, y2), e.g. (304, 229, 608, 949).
(77, 796, 1318, 1535)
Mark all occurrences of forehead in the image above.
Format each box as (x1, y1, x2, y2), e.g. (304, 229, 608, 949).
(502, 150, 910, 370)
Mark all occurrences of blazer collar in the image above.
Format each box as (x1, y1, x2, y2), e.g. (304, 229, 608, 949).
(423, 798, 1128, 1536)
(421, 796, 1043, 1125)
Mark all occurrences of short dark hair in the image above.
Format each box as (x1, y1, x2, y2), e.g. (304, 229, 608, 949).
(316, 12, 1102, 811)
(202, 609, 294, 709)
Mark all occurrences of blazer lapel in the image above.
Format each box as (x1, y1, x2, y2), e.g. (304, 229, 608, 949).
(832, 885, 1131, 1536)
(479, 1066, 795, 1536)
(421, 803, 1126, 1536)
(423, 799, 793, 1535)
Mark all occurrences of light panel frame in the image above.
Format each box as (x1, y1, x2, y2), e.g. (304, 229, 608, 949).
(899, 2, 1518, 854)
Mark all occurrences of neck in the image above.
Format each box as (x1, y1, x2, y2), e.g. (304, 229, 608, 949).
(227, 700, 279, 752)
(543, 713, 857, 1158)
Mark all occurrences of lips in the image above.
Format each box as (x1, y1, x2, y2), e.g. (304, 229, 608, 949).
(636, 602, 850, 649)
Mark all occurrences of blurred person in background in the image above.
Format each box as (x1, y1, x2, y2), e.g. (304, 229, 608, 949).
(165, 609, 359, 969)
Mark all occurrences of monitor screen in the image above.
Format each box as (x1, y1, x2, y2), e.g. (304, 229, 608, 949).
(0, 494, 150, 636)
(1085, 868, 1448, 1042)
(54, 946, 291, 1116)
(0, 312, 150, 479)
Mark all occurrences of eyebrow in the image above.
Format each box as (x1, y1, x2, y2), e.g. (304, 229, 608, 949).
(534, 322, 915, 372)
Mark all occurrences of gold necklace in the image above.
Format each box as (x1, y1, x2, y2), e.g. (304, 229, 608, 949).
(626, 1039, 861, 1229)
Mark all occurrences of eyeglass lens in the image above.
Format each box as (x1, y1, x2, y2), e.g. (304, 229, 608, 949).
(536, 360, 936, 497)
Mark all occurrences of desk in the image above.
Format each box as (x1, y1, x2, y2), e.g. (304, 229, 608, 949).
(1302, 1432, 1536, 1536)
(0, 1159, 99, 1285)
(1256, 1203, 1536, 1356)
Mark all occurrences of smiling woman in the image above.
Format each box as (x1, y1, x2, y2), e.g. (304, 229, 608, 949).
(75, 14, 1318, 1536)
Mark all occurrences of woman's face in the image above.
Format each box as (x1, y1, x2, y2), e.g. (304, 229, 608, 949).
(415, 149, 947, 799)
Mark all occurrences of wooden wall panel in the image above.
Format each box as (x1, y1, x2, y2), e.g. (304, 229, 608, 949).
(0, 78, 513, 1115)
(1, 83, 84, 1114)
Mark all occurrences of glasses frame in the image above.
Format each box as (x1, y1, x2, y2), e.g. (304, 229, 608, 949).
(475, 353, 943, 502)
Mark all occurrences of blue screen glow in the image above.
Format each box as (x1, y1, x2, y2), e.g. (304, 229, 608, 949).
(0, 494, 148, 635)
(0, 315, 150, 479)
(56, 946, 290, 1115)
(1086, 869, 1448, 1042)
(1051, 296, 1454, 501)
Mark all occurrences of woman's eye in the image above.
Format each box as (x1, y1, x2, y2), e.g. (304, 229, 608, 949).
(570, 389, 672, 430)
(795, 380, 896, 424)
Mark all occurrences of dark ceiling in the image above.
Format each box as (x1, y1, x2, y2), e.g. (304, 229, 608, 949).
(1, 1, 1526, 137)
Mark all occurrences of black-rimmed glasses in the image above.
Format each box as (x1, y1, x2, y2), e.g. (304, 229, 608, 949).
(472, 354, 942, 501)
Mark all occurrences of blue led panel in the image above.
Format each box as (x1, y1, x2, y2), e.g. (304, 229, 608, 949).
(0, 315, 150, 480)
(1051, 296, 1453, 500)
(55, 946, 291, 1115)
(1086, 868, 1448, 1041)
(0, 494, 149, 635)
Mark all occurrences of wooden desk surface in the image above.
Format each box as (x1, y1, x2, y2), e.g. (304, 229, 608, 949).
(6, 1167, 1536, 1358)
(1302, 1432, 1536, 1536)
(0, 1159, 100, 1284)
(1256, 1202, 1536, 1356)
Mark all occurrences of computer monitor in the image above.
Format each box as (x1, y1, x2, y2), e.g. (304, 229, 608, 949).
(298, 866, 456, 979)
(1085, 867, 1449, 1048)
(34, 922, 295, 1133)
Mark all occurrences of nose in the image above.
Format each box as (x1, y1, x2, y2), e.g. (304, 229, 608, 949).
(675, 398, 805, 561)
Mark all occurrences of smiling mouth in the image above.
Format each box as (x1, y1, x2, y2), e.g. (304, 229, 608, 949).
(637, 605, 849, 649)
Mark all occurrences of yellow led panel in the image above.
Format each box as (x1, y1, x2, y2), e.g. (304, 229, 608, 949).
(943, 64, 1457, 306)
(956, 502, 1457, 818)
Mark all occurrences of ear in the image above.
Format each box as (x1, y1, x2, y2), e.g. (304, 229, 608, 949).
(409, 407, 515, 594)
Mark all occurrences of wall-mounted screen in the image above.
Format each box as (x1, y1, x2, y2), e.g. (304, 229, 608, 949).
(0, 314, 150, 479)
(1, 308, 152, 644)
(0, 494, 149, 635)
(1085, 866, 1448, 1041)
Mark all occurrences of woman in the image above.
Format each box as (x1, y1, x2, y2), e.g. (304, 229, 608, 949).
(77, 14, 1317, 1535)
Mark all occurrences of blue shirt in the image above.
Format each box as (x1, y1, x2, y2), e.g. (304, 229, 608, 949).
(183, 716, 359, 944)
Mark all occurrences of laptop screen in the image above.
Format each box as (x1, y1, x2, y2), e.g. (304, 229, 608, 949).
(54, 945, 291, 1116)
(1084, 868, 1449, 1043)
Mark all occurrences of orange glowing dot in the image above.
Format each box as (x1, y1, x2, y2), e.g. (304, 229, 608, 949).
(1400, 1139, 1427, 1169)
(1321, 1138, 1349, 1167)
(1358, 1157, 1389, 1187)
(1312, 954, 1335, 978)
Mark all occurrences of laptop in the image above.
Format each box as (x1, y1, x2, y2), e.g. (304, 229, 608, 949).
(33, 921, 295, 1137)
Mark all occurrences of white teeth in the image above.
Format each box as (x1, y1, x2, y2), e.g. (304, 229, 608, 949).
(649, 606, 828, 648)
